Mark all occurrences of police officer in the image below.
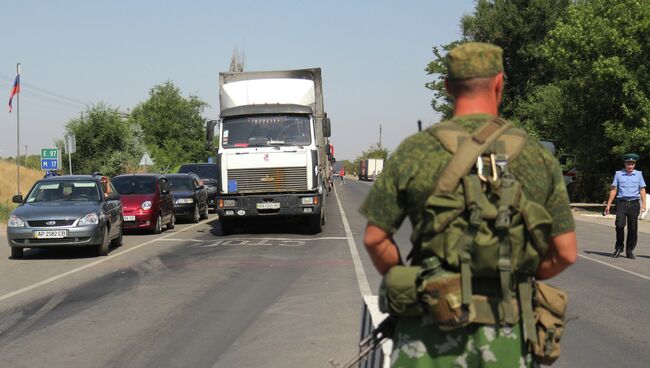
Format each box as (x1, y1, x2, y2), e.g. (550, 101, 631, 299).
(359, 42, 577, 367)
(605, 154, 646, 259)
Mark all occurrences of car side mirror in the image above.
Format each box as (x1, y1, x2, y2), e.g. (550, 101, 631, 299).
(162, 189, 170, 195)
(12, 194, 23, 203)
(196, 185, 204, 190)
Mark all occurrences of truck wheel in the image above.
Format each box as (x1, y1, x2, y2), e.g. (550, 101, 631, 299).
(11, 247, 24, 259)
(220, 218, 233, 235)
(308, 215, 322, 234)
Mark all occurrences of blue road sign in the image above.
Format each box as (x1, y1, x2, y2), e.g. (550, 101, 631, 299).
(41, 158, 59, 170)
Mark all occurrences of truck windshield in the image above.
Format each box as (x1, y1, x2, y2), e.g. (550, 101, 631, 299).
(222, 115, 311, 148)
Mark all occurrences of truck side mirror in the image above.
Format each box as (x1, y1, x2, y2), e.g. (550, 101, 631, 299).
(323, 118, 331, 137)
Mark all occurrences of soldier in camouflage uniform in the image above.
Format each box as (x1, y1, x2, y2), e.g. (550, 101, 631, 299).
(359, 42, 578, 367)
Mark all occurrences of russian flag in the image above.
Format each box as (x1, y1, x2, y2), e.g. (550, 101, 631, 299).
(8, 73, 20, 113)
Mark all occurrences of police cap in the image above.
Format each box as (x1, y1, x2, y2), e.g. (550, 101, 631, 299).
(622, 153, 640, 162)
(446, 42, 504, 80)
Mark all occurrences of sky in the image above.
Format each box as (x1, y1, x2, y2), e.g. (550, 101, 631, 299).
(0, 0, 475, 162)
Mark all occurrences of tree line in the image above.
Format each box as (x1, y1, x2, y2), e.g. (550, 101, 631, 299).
(57, 82, 209, 177)
(426, 0, 650, 201)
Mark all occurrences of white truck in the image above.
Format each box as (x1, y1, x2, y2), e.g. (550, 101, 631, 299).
(359, 158, 384, 181)
(208, 68, 332, 233)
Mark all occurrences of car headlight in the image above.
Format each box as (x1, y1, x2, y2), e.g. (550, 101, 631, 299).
(8, 215, 25, 227)
(141, 201, 152, 210)
(175, 198, 194, 204)
(78, 212, 99, 226)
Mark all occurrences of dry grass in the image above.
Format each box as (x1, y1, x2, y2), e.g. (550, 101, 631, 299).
(0, 160, 43, 222)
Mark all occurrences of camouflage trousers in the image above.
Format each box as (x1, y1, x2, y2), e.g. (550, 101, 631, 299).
(390, 317, 537, 368)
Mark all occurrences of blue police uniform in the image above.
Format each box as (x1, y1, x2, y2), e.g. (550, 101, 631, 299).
(611, 157, 646, 258)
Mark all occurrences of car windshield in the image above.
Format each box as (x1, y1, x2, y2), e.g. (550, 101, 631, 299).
(222, 115, 311, 148)
(168, 177, 193, 191)
(179, 165, 218, 179)
(25, 181, 100, 203)
(112, 176, 156, 195)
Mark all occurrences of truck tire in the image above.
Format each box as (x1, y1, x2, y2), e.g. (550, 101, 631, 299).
(220, 218, 233, 235)
(308, 214, 323, 234)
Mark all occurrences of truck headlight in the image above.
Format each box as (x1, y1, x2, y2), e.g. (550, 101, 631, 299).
(78, 212, 99, 226)
(175, 198, 194, 204)
(141, 201, 152, 210)
(219, 199, 237, 208)
(301, 197, 316, 205)
(8, 215, 25, 227)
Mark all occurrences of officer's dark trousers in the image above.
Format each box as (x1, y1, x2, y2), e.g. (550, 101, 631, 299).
(615, 199, 640, 253)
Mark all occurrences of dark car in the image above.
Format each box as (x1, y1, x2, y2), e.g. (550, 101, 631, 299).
(112, 174, 175, 234)
(178, 163, 219, 211)
(166, 173, 209, 223)
(6, 175, 123, 259)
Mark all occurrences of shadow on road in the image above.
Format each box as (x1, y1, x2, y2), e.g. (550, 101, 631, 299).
(207, 217, 315, 237)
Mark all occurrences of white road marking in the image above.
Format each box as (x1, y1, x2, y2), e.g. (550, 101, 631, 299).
(334, 185, 372, 296)
(0, 218, 217, 303)
(578, 254, 650, 281)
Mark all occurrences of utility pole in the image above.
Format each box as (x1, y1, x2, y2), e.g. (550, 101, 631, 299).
(379, 124, 382, 148)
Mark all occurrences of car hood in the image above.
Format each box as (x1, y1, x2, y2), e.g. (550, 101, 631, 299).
(12, 201, 101, 221)
(172, 190, 194, 199)
(120, 194, 156, 210)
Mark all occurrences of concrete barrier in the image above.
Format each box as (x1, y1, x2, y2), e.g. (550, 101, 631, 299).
(358, 295, 392, 368)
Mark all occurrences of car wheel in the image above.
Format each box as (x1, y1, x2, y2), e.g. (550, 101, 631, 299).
(110, 225, 123, 247)
(192, 205, 200, 223)
(10, 247, 24, 259)
(153, 214, 162, 234)
(96, 227, 110, 256)
(200, 202, 209, 220)
(167, 212, 176, 230)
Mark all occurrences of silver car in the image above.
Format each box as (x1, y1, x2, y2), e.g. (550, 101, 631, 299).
(6, 175, 123, 259)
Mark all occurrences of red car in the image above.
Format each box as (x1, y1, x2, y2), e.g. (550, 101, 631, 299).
(112, 174, 175, 233)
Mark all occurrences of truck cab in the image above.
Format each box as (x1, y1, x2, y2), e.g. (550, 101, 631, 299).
(211, 69, 331, 234)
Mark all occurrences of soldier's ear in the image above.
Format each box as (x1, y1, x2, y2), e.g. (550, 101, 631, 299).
(494, 73, 504, 105)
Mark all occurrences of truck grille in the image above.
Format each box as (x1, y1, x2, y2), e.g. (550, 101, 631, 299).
(228, 167, 307, 193)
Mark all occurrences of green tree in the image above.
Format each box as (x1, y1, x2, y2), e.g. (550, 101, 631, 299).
(130, 82, 208, 172)
(534, 0, 650, 199)
(64, 104, 145, 176)
(426, 0, 570, 120)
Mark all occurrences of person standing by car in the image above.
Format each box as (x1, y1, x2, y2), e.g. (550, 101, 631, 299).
(604, 153, 646, 259)
(359, 42, 577, 367)
(339, 167, 345, 185)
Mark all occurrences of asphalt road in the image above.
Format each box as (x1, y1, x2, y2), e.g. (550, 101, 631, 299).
(0, 180, 648, 367)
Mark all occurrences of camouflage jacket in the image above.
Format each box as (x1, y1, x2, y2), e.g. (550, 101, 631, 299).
(359, 114, 575, 253)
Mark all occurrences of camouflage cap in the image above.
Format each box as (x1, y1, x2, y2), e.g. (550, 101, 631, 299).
(446, 42, 504, 80)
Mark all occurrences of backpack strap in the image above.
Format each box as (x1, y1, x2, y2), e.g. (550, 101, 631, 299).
(431, 117, 513, 194)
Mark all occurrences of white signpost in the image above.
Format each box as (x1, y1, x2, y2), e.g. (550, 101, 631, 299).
(64, 134, 76, 175)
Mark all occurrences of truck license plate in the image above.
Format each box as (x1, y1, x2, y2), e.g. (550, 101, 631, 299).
(256, 202, 280, 210)
(33, 230, 67, 239)
(124, 215, 136, 221)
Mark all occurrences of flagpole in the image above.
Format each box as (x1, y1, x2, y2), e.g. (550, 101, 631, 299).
(16, 63, 21, 194)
